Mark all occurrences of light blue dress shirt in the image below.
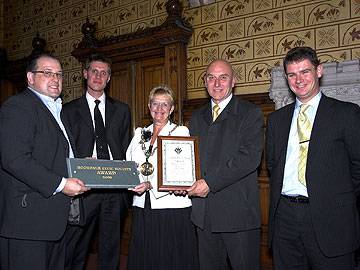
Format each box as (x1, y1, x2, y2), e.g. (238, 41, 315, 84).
(281, 91, 322, 197)
(29, 88, 74, 193)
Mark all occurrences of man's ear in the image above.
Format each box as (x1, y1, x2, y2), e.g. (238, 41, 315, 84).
(83, 69, 88, 80)
(27, 72, 34, 85)
(316, 64, 323, 79)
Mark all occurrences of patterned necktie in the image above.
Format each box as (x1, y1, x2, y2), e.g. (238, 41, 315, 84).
(94, 100, 110, 160)
(213, 104, 220, 122)
(297, 104, 312, 186)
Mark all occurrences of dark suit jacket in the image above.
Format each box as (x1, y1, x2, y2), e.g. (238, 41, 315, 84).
(189, 96, 263, 232)
(0, 88, 73, 241)
(266, 94, 360, 257)
(61, 94, 131, 213)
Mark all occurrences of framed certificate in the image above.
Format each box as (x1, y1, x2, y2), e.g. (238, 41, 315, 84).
(157, 136, 200, 191)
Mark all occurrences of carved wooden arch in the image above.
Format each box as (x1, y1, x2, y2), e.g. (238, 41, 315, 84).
(71, 0, 192, 127)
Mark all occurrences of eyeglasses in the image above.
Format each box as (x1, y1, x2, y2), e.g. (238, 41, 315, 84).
(286, 68, 315, 80)
(150, 101, 171, 109)
(32, 70, 63, 80)
(205, 74, 231, 82)
(88, 68, 109, 77)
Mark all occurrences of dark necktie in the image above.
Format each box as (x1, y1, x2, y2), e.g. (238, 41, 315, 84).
(94, 100, 110, 160)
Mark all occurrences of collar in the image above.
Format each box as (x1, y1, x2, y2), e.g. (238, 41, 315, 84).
(211, 93, 233, 111)
(295, 91, 322, 110)
(28, 87, 62, 106)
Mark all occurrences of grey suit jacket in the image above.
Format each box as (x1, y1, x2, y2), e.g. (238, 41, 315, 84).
(189, 96, 263, 232)
(266, 94, 360, 257)
(0, 88, 72, 241)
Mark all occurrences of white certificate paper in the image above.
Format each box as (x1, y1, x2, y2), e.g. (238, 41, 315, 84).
(157, 136, 200, 191)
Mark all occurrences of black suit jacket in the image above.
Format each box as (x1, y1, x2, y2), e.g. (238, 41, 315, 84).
(61, 94, 131, 210)
(0, 89, 73, 241)
(189, 96, 263, 232)
(266, 95, 360, 257)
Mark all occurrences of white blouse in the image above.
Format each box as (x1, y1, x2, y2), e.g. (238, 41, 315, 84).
(126, 122, 192, 209)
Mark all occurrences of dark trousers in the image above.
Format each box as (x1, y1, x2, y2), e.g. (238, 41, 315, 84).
(272, 196, 355, 270)
(65, 192, 127, 270)
(196, 225, 260, 270)
(0, 236, 66, 270)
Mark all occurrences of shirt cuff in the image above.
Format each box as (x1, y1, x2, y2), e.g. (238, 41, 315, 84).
(54, 177, 67, 194)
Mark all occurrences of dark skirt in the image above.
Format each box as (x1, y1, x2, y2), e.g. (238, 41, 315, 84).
(127, 192, 199, 270)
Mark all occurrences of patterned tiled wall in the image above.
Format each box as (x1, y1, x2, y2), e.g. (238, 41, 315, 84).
(2, 0, 360, 101)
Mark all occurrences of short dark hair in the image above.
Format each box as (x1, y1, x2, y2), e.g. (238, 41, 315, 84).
(26, 53, 60, 73)
(84, 53, 112, 73)
(283, 47, 320, 73)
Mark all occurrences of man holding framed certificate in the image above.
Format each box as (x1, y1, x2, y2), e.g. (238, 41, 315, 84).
(187, 59, 264, 270)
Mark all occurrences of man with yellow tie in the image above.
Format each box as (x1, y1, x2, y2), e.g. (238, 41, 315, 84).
(187, 59, 264, 270)
(266, 46, 360, 270)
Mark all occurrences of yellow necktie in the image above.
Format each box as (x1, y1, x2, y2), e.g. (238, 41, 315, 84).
(297, 104, 312, 186)
(213, 104, 220, 122)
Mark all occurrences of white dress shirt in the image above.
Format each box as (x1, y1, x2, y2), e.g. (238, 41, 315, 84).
(282, 91, 322, 197)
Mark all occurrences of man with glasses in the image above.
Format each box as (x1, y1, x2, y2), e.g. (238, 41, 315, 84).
(187, 59, 263, 269)
(62, 53, 131, 270)
(0, 53, 88, 270)
(266, 46, 360, 269)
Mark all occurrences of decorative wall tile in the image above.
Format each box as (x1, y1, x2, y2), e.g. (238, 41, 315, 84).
(274, 30, 314, 55)
(70, 4, 88, 20)
(132, 18, 156, 32)
(138, 1, 151, 18)
(218, 0, 252, 20)
(194, 23, 226, 46)
(156, 14, 167, 25)
(306, 0, 349, 26)
(187, 71, 195, 89)
(151, 0, 166, 15)
(318, 49, 349, 62)
(194, 69, 206, 88)
(246, 62, 273, 82)
(340, 22, 360, 45)
(187, 49, 202, 68)
(98, 0, 118, 12)
(104, 11, 116, 28)
(274, 0, 307, 8)
(254, 0, 272, 12)
(232, 63, 245, 83)
(202, 46, 219, 65)
(283, 7, 304, 30)
(184, 8, 202, 26)
(88, 0, 99, 14)
(2, 0, 360, 97)
(351, 0, 360, 17)
(202, 3, 217, 23)
(227, 18, 245, 40)
(219, 40, 252, 61)
(116, 5, 137, 24)
(352, 47, 360, 59)
(245, 12, 282, 37)
(254, 37, 273, 58)
(316, 25, 339, 48)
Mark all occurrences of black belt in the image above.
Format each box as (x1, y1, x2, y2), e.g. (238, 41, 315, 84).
(281, 194, 309, 203)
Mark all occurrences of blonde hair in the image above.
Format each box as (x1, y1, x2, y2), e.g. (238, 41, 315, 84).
(148, 84, 175, 105)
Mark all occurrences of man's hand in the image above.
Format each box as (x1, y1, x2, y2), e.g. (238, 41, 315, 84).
(62, 178, 89, 197)
(186, 179, 210, 197)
